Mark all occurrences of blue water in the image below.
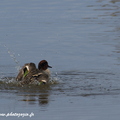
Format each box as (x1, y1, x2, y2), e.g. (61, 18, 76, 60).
(0, 0, 120, 120)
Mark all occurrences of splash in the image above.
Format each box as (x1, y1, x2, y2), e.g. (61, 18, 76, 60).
(49, 71, 59, 84)
(0, 43, 21, 71)
(0, 72, 59, 90)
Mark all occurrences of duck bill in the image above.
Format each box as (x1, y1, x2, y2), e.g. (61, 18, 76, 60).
(48, 65, 52, 68)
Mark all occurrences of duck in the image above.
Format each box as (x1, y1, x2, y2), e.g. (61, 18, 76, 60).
(16, 60, 52, 84)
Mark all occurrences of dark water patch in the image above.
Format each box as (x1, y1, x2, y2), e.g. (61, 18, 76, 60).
(52, 70, 120, 97)
(71, 92, 120, 97)
(0, 69, 120, 99)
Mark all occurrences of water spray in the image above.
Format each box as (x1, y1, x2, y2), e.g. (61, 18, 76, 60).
(0, 43, 21, 71)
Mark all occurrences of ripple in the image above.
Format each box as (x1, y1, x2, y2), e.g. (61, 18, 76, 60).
(53, 70, 120, 97)
(0, 69, 120, 99)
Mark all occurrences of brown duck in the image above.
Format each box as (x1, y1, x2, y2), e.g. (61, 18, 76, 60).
(16, 60, 52, 84)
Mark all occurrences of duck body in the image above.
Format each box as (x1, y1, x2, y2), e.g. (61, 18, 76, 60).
(16, 60, 52, 85)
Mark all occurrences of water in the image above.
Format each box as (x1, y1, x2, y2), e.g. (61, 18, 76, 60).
(0, 0, 120, 119)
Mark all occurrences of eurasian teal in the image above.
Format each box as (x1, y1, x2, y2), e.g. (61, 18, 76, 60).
(16, 60, 52, 84)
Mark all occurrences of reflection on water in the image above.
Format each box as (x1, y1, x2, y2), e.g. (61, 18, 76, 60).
(110, 0, 120, 3)
(19, 92, 49, 106)
(39, 94, 49, 105)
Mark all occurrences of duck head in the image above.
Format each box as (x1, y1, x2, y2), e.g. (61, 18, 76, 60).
(38, 60, 52, 70)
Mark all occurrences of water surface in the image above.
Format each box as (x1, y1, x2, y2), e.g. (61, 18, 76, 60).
(0, 0, 120, 120)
